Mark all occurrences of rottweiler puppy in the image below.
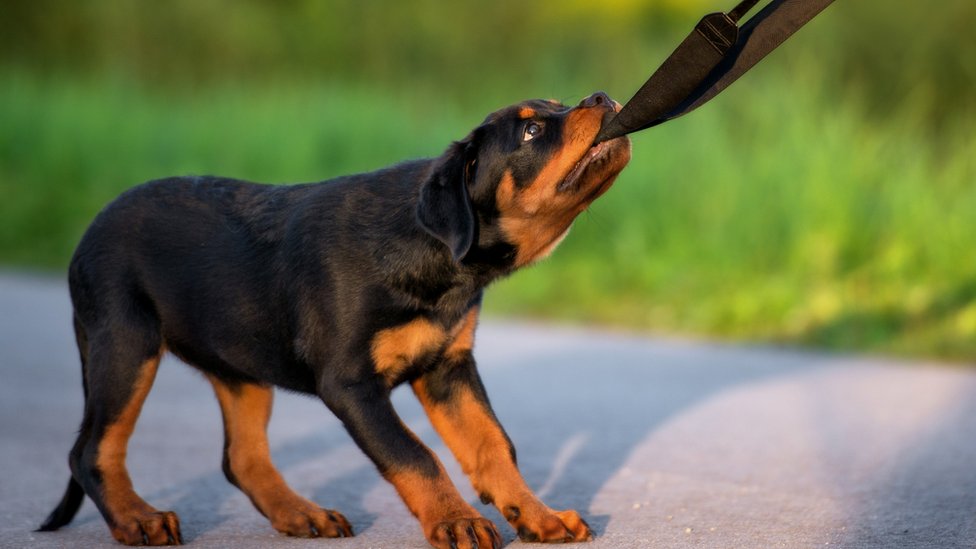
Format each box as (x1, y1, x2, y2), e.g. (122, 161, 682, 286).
(38, 92, 631, 547)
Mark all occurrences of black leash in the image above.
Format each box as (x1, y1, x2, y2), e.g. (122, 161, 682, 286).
(594, 0, 836, 143)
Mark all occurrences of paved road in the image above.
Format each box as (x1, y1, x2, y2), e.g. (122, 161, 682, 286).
(2, 272, 975, 548)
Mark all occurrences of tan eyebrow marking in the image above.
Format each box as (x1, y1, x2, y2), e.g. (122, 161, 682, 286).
(518, 107, 537, 119)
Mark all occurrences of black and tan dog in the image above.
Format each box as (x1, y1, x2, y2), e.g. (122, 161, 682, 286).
(38, 92, 631, 548)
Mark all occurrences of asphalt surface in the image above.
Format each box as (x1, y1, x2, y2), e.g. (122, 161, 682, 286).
(2, 271, 975, 548)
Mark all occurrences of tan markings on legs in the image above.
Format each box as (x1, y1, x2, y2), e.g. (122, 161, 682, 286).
(371, 318, 447, 384)
(97, 352, 182, 545)
(208, 377, 352, 538)
(385, 467, 500, 549)
(413, 380, 592, 543)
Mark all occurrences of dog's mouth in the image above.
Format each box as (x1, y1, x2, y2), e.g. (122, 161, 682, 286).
(557, 136, 630, 194)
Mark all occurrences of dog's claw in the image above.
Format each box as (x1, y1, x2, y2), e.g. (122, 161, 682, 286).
(428, 517, 499, 549)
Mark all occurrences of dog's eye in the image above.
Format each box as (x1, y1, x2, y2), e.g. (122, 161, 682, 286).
(522, 122, 543, 142)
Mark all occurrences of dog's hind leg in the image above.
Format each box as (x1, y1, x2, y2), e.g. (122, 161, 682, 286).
(207, 376, 353, 538)
(72, 323, 181, 545)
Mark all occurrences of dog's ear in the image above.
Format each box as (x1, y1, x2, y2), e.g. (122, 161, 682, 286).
(417, 135, 479, 262)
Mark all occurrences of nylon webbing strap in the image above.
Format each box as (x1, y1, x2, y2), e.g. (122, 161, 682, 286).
(594, 0, 835, 143)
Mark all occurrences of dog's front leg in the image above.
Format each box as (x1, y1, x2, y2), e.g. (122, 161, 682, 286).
(412, 359, 593, 543)
(319, 377, 501, 549)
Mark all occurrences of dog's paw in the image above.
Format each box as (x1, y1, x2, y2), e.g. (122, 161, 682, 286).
(507, 506, 592, 543)
(427, 517, 501, 549)
(109, 509, 182, 546)
(269, 504, 353, 538)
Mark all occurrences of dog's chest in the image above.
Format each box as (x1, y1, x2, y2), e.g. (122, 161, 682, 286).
(369, 307, 478, 387)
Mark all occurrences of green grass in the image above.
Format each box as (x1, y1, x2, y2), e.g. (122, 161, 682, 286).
(0, 73, 472, 266)
(2, 69, 975, 361)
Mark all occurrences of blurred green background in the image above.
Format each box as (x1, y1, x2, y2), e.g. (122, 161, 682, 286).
(2, 0, 974, 360)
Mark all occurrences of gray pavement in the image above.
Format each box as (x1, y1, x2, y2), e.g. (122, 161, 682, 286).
(1, 271, 975, 548)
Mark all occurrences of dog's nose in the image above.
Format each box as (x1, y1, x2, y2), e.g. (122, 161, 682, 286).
(580, 92, 612, 108)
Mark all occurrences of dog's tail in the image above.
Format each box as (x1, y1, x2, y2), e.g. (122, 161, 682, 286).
(37, 477, 86, 532)
(38, 313, 90, 532)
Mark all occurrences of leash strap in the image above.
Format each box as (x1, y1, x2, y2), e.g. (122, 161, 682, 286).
(594, 0, 835, 143)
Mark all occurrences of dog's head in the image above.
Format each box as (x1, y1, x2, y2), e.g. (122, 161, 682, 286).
(418, 92, 632, 268)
